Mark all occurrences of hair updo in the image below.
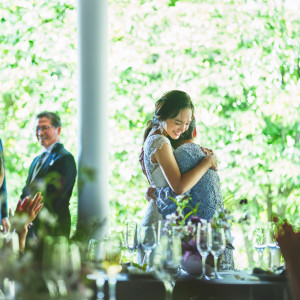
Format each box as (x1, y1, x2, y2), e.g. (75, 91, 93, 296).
(143, 90, 194, 142)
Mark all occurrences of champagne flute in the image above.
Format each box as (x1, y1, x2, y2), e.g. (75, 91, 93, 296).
(196, 221, 210, 280)
(42, 236, 59, 298)
(67, 243, 81, 288)
(267, 222, 279, 270)
(253, 223, 267, 268)
(87, 238, 106, 300)
(153, 234, 180, 300)
(86, 238, 99, 263)
(51, 236, 69, 297)
(125, 221, 138, 265)
(207, 224, 226, 280)
(99, 234, 122, 300)
(140, 225, 157, 272)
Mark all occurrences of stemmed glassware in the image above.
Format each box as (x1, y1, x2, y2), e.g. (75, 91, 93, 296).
(99, 234, 122, 300)
(51, 236, 69, 297)
(267, 222, 280, 270)
(153, 233, 181, 300)
(196, 221, 210, 280)
(87, 238, 99, 263)
(207, 224, 226, 280)
(86, 238, 106, 300)
(253, 223, 267, 268)
(125, 221, 138, 265)
(42, 236, 69, 298)
(139, 225, 157, 272)
(42, 236, 82, 299)
(68, 242, 82, 288)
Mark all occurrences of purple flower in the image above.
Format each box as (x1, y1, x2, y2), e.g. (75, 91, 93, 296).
(239, 198, 248, 205)
(190, 216, 202, 225)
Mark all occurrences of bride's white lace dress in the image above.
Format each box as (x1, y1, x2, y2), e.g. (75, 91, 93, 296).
(137, 134, 170, 264)
(141, 134, 171, 226)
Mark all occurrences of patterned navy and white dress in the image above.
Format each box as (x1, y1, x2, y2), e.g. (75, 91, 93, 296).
(154, 142, 235, 269)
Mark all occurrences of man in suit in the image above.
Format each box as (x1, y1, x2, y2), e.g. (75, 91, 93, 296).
(21, 111, 77, 239)
(0, 139, 10, 233)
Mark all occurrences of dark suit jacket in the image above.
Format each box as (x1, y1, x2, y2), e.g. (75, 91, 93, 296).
(0, 139, 8, 222)
(21, 142, 77, 238)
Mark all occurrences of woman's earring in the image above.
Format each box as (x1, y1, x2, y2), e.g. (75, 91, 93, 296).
(193, 128, 197, 138)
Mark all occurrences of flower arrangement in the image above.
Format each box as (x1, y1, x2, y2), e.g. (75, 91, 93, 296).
(161, 194, 249, 273)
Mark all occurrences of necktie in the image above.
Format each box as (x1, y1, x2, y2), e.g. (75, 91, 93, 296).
(31, 152, 47, 181)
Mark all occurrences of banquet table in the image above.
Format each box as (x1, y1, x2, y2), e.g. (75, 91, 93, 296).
(173, 272, 291, 300)
(87, 270, 292, 300)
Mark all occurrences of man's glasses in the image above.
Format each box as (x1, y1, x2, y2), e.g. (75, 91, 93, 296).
(35, 126, 54, 133)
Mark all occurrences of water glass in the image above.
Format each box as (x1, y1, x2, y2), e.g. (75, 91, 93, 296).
(207, 224, 226, 280)
(253, 223, 267, 268)
(99, 234, 122, 300)
(139, 225, 157, 272)
(125, 221, 138, 264)
(267, 222, 280, 270)
(196, 221, 210, 280)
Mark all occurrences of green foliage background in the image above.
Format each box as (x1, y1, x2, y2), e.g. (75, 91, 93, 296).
(0, 0, 299, 265)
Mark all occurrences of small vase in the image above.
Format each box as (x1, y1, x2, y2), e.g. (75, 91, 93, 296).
(181, 253, 213, 276)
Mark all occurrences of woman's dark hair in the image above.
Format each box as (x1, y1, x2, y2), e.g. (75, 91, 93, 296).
(143, 90, 194, 142)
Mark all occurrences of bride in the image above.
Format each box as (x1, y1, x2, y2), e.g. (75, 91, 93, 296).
(138, 90, 217, 264)
(140, 90, 218, 229)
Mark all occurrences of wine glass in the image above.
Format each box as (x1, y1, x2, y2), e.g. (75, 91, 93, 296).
(267, 222, 280, 270)
(86, 238, 99, 263)
(42, 236, 59, 298)
(99, 234, 122, 300)
(153, 234, 181, 300)
(196, 221, 210, 280)
(139, 225, 157, 272)
(125, 221, 138, 265)
(51, 236, 69, 297)
(67, 242, 81, 288)
(207, 224, 226, 280)
(253, 223, 267, 268)
(86, 238, 106, 300)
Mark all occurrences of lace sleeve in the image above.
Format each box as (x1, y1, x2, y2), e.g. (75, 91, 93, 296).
(146, 135, 171, 160)
(144, 135, 172, 183)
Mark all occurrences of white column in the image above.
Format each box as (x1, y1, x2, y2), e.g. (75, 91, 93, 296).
(77, 0, 109, 241)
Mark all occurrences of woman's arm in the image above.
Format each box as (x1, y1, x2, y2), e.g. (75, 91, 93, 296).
(153, 143, 217, 195)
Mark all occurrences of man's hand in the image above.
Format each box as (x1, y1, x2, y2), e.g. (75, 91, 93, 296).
(145, 187, 156, 203)
(1, 218, 10, 234)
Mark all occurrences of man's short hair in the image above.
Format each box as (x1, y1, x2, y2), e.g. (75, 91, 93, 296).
(36, 111, 61, 128)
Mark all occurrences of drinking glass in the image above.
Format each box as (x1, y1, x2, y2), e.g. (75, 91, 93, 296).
(86, 238, 106, 300)
(139, 225, 157, 272)
(99, 234, 122, 300)
(42, 236, 59, 298)
(68, 243, 81, 288)
(196, 221, 210, 280)
(207, 224, 226, 280)
(125, 221, 138, 264)
(253, 223, 267, 268)
(267, 222, 280, 270)
(153, 234, 181, 300)
(87, 238, 99, 263)
(51, 236, 69, 297)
